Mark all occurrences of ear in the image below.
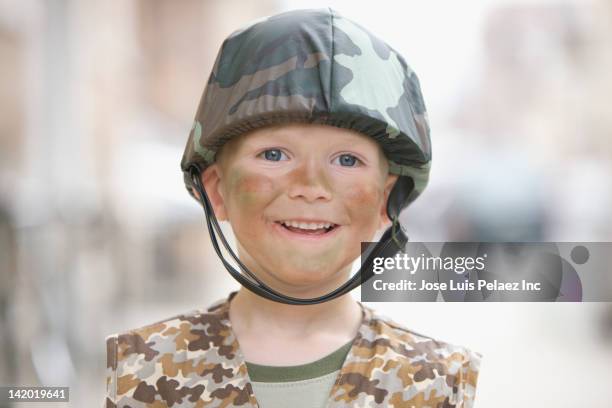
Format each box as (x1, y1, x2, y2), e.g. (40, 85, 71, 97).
(379, 173, 399, 229)
(194, 164, 228, 221)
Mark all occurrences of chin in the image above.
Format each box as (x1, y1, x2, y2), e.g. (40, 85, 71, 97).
(272, 264, 341, 287)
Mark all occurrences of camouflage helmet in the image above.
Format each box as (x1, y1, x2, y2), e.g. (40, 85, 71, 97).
(181, 7, 431, 215)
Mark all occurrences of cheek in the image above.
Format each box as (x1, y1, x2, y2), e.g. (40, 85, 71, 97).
(342, 180, 385, 214)
(225, 169, 276, 217)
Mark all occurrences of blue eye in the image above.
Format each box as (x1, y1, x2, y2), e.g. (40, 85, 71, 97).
(334, 154, 360, 167)
(260, 149, 287, 161)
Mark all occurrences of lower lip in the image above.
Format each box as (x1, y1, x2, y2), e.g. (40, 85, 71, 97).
(272, 222, 341, 242)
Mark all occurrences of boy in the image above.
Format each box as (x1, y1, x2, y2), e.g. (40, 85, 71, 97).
(105, 8, 482, 408)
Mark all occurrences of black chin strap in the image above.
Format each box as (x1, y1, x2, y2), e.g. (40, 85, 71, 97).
(189, 165, 409, 305)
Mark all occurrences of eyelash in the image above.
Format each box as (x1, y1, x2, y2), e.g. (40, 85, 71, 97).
(257, 148, 364, 167)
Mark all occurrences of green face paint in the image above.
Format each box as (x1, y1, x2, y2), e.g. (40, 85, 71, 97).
(217, 123, 391, 297)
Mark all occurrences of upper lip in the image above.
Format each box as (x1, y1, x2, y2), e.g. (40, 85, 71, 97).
(274, 218, 339, 225)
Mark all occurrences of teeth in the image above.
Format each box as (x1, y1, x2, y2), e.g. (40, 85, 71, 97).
(280, 221, 333, 230)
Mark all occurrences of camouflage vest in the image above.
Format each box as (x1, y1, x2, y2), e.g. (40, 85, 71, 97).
(105, 291, 481, 407)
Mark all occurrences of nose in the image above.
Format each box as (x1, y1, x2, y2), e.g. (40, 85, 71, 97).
(286, 157, 332, 203)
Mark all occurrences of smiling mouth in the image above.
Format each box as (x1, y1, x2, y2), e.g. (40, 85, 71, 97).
(275, 220, 339, 235)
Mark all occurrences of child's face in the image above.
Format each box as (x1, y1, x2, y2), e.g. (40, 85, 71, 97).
(200, 123, 398, 295)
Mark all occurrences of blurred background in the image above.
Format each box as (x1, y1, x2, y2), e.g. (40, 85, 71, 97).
(1, 0, 611, 406)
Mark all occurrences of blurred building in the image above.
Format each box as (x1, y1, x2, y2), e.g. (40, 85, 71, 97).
(448, 0, 612, 241)
(0, 0, 280, 405)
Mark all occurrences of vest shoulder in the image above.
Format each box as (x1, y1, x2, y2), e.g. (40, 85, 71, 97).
(105, 297, 229, 367)
(364, 306, 483, 367)
(349, 306, 483, 406)
(104, 296, 255, 406)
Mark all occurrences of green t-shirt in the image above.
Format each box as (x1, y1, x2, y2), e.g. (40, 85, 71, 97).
(244, 339, 353, 408)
